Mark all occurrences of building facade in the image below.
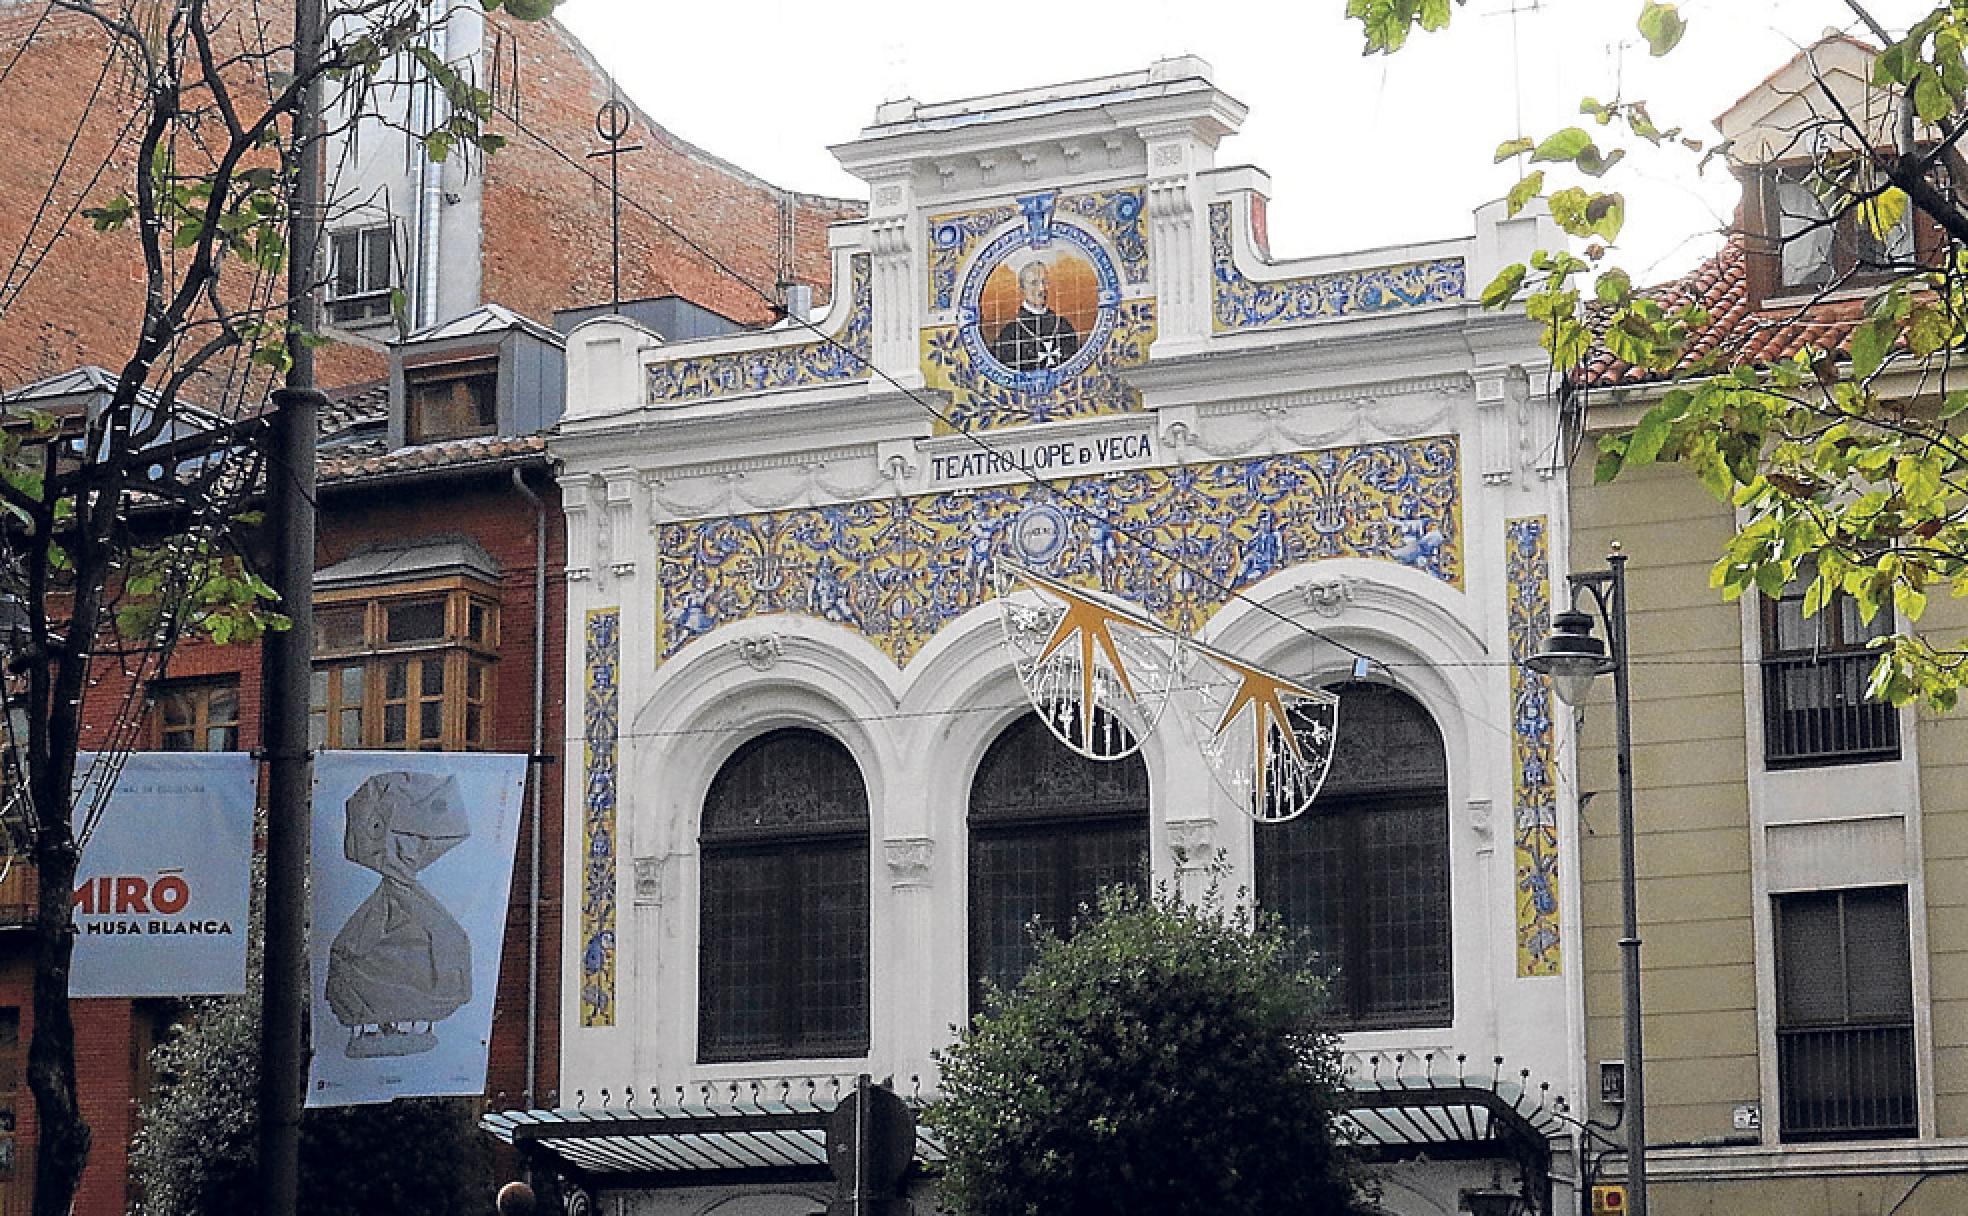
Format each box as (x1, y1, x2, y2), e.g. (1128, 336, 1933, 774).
(0, 3, 855, 1210)
(1567, 38, 1968, 1216)
(536, 58, 1580, 1216)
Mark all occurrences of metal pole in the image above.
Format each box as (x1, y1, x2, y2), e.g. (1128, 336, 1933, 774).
(1606, 549, 1646, 1216)
(257, 0, 324, 1210)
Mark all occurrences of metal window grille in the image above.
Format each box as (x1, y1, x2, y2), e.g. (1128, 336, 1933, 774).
(1760, 579, 1900, 767)
(699, 729, 870, 1062)
(1255, 684, 1453, 1030)
(1775, 887, 1917, 1141)
(967, 714, 1149, 1012)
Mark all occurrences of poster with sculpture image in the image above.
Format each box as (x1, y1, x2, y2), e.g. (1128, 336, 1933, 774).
(307, 751, 526, 1108)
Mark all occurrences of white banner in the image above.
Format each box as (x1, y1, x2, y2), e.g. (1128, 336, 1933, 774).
(71, 752, 256, 998)
(307, 752, 527, 1108)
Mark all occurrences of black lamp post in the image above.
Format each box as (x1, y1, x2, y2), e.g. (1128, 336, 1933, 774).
(1524, 543, 1645, 1216)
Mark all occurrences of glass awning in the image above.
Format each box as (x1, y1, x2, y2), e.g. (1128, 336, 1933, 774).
(484, 1068, 1565, 1211)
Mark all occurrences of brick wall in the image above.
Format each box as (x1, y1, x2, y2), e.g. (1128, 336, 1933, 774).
(0, 4, 387, 396)
(480, 14, 862, 328)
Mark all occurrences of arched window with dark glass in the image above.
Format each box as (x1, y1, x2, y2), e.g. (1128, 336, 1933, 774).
(1256, 682, 1452, 1029)
(968, 713, 1149, 1011)
(699, 728, 869, 1061)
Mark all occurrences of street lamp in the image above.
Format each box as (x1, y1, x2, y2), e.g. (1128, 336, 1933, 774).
(1524, 543, 1646, 1216)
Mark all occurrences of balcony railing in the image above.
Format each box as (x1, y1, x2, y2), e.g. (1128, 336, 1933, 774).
(1778, 1022, 1917, 1141)
(1763, 651, 1901, 767)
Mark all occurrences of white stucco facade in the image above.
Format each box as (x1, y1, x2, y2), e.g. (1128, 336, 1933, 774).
(548, 57, 1578, 1216)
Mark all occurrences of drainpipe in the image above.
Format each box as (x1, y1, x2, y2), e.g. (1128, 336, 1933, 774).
(511, 467, 548, 1108)
(413, 2, 449, 329)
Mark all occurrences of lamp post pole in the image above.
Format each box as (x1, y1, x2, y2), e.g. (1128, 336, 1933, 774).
(1528, 545, 1644, 1216)
(1602, 550, 1646, 1216)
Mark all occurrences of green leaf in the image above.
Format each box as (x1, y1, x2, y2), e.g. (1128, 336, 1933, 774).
(1575, 145, 1626, 177)
(1585, 192, 1626, 242)
(1481, 262, 1528, 309)
(1855, 187, 1909, 243)
(1849, 317, 1897, 379)
(1625, 404, 1674, 466)
(1495, 137, 1535, 163)
(1638, 2, 1687, 56)
(1505, 170, 1545, 217)
(1531, 127, 1594, 163)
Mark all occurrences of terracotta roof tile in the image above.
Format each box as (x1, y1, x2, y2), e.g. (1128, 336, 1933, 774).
(318, 433, 548, 484)
(1573, 237, 1871, 390)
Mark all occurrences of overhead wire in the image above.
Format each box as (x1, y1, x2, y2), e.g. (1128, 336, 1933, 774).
(489, 100, 1509, 684)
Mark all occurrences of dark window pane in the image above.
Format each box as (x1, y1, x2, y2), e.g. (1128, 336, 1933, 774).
(419, 700, 443, 742)
(796, 845, 869, 1051)
(361, 226, 393, 292)
(967, 715, 1149, 1011)
(699, 729, 869, 1061)
(1775, 886, 1916, 1142)
(383, 704, 406, 744)
(384, 661, 408, 700)
(386, 601, 446, 645)
(704, 730, 868, 839)
(420, 661, 445, 698)
(1255, 684, 1452, 1029)
(317, 606, 366, 653)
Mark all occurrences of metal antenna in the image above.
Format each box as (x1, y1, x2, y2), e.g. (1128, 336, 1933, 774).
(589, 94, 643, 314)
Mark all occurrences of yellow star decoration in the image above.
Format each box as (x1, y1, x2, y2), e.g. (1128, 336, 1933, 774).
(1204, 649, 1324, 816)
(1012, 568, 1154, 753)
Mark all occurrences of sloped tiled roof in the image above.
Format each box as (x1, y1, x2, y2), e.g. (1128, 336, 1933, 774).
(1574, 237, 1867, 390)
(320, 379, 389, 439)
(318, 433, 548, 485)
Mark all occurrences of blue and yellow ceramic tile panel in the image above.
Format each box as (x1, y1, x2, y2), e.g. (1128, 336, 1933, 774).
(580, 608, 621, 1027)
(656, 437, 1462, 669)
(921, 187, 1154, 434)
(1507, 517, 1562, 977)
(1209, 202, 1466, 332)
(646, 256, 873, 404)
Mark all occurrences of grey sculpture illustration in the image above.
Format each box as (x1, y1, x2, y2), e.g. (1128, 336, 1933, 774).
(327, 771, 472, 1058)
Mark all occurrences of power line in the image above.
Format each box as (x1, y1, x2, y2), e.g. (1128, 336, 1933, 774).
(490, 101, 1484, 684)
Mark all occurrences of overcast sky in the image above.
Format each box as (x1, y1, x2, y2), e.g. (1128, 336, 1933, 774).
(557, 0, 1932, 284)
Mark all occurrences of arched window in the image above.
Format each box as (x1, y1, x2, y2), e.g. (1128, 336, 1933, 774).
(968, 713, 1149, 1011)
(1256, 683, 1452, 1029)
(699, 728, 869, 1061)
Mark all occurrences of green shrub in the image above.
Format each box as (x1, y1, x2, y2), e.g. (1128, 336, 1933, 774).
(927, 883, 1370, 1216)
(130, 995, 493, 1216)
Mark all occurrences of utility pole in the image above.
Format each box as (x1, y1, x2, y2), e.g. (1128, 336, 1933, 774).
(257, 0, 325, 1209)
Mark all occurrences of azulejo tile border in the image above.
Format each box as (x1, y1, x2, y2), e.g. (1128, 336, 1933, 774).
(1209, 202, 1466, 332)
(927, 203, 1017, 311)
(1507, 516, 1561, 977)
(657, 437, 1462, 668)
(647, 255, 872, 404)
(580, 607, 621, 1027)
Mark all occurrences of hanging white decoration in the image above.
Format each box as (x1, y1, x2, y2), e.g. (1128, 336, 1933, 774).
(994, 561, 1179, 760)
(1186, 637, 1340, 824)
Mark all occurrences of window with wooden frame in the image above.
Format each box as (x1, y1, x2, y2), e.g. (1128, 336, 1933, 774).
(1764, 164, 1920, 293)
(149, 679, 242, 752)
(405, 359, 498, 445)
(310, 582, 497, 752)
(1255, 682, 1453, 1030)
